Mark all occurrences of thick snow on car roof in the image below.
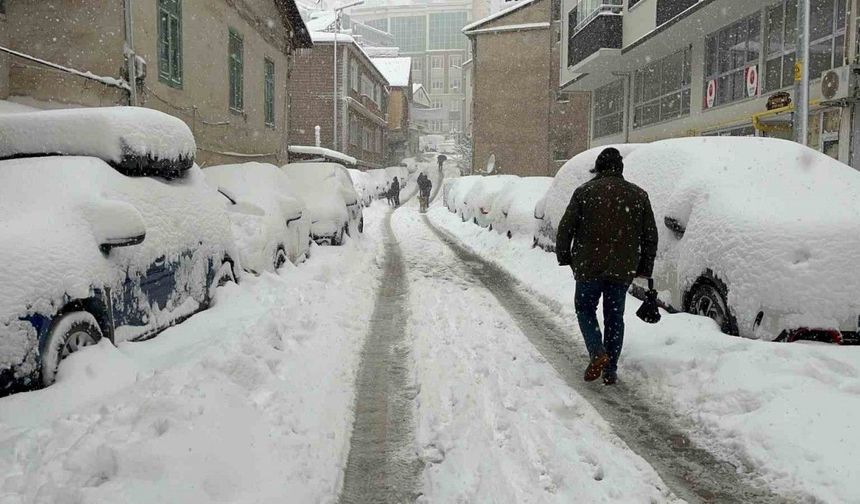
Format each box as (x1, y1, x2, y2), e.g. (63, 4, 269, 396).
(0, 106, 195, 175)
(281, 162, 351, 224)
(204, 162, 304, 217)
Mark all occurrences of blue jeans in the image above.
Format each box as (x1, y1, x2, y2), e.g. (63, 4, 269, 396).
(574, 279, 629, 377)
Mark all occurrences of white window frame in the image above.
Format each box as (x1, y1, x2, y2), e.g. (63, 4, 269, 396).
(431, 56, 443, 69)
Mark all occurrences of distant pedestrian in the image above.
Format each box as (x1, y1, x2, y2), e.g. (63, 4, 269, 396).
(417, 172, 432, 212)
(389, 177, 401, 207)
(555, 147, 658, 385)
(437, 154, 447, 171)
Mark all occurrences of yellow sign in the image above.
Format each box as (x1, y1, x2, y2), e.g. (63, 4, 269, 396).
(794, 61, 803, 81)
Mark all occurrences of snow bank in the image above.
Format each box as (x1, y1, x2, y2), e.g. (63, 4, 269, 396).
(0, 107, 196, 169)
(282, 162, 352, 239)
(428, 206, 860, 503)
(458, 175, 520, 226)
(203, 162, 310, 272)
(487, 176, 552, 239)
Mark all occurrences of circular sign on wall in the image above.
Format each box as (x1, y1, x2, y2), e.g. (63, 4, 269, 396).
(705, 79, 716, 109)
(746, 65, 759, 97)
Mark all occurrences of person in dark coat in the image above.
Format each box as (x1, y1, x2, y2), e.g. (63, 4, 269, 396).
(555, 147, 658, 385)
(417, 172, 432, 212)
(390, 176, 401, 207)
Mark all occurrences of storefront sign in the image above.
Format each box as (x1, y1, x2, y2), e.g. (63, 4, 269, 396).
(705, 79, 716, 109)
(745, 65, 759, 97)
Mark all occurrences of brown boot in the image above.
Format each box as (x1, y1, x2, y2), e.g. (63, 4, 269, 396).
(584, 353, 610, 382)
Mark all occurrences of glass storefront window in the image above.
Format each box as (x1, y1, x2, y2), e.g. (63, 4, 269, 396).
(593, 79, 624, 138)
(633, 47, 691, 129)
(704, 14, 760, 107)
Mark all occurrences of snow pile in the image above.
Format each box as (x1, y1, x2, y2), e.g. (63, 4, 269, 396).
(0, 204, 388, 502)
(459, 175, 520, 226)
(347, 168, 374, 205)
(534, 143, 641, 249)
(427, 206, 860, 503)
(203, 163, 311, 272)
(369, 57, 412, 87)
(0, 99, 39, 115)
(443, 175, 482, 217)
(0, 107, 196, 167)
(487, 176, 552, 239)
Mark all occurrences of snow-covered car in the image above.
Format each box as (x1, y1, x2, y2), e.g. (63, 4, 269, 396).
(487, 177, 553, 239)
(347, 168, 373, 207)
(534, 144, 641, 251)
(204, 163, 311, 273)
(547, 137, 860, 343)
(461, 175, 519, 227)
(443, 175, 482, 220)
(0, 107, 237, 394)
(282, 162, 363, 245)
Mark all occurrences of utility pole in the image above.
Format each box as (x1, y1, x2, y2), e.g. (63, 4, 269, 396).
(794, 0, 810, 145)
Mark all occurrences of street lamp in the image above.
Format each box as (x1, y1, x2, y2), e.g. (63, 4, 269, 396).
(333, 0, 364, 151)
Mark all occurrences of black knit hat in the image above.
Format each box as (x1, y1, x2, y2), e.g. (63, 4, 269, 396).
(590, 147, 624, 174)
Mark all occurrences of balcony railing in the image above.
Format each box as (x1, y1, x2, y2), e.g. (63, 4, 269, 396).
(572, 0, 623, 35)
(568, 10, 623, 67)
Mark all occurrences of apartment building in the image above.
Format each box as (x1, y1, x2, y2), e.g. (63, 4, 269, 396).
(562, 0, 860, 168)
(2, 0, 311, 166)
(467, 0, 590, 177)
(289, 33, 390, 168)
(351, 0, 473, 135)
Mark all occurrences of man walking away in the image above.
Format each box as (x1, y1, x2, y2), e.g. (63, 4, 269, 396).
(390, 176, 401, 207)
(417, 172, 432, 212)
(555, 147, 658, 385)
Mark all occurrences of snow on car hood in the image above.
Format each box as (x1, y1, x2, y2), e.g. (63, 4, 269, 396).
(625, 137, 860, 331)
(488, 177, 552, 237)
(0, 157, 233, 326)
(0, 107, 195, 169)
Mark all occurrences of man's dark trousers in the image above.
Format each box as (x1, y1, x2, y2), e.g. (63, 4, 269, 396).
(574, 279, 629, 378)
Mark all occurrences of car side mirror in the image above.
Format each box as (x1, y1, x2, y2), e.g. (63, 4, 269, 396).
(664, 216, 686, 239)
(83, 200, 147, 254)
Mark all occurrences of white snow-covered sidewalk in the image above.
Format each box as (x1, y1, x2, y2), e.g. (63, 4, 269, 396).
(428, 204, 860, 503)
(0, 204, 388, 503)
(392, 207, 679, 503)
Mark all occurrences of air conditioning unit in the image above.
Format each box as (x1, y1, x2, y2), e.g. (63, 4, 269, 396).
(820, 65, 860, 101)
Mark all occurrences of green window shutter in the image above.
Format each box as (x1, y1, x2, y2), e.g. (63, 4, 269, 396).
(229, 29, 244, 111)
(157, 0, 182, 87)
(264, 59, 275, 126)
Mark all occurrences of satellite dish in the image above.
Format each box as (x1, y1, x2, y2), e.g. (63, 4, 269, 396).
(486, 154, 496, 174)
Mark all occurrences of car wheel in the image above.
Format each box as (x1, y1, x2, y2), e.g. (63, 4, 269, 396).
(488, 224, 493, 231)
(41, 312, 102, 386)
(507, 230, 513, 239)
(686, 278, 739, 336)
(274, 247, 288, 270)
(358, 217, 364, 234)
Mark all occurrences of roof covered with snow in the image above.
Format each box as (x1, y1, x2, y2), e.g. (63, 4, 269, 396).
(304, 10, 336, 32)
(462, 0, 540, 32)
(289, 145, 357, 166)
(369, 57, 411, 87)
(309, 32, 389, 85)
(363, 46, 401, 58)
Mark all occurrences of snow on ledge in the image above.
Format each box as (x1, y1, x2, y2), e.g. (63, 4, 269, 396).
(288, 145, 357, 166)
(464, 21, 551, 35)
(462, 0, 540, 32)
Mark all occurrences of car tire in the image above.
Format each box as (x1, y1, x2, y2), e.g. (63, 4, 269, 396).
(217, 260, 237, 287)
(274, 247, 288, 270)
(358, 217, 364, 234)
(685, 277, 739, 336)
(41, 311, 102, 387)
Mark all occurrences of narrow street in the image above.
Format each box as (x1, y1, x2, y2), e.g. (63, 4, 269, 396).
(338, 204, 788, 503)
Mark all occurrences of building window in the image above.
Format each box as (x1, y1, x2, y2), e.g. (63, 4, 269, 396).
(766, 0, 846, 92)
(572, 0, 622, 33)
(264, 58, 275, 126)
(158, 0, 182, 87)
(429, 12, 469, 50)
(431, 56, 443, 69)
(350, 116, 360, 146)
(633, 47, 691, 129)
(228, 29, 244, 112)
(351, 59, 359, 92)
(703, 14, 760, 108)
(450, 55, 462, 68)
(450, 100, 460, 112)
(412, 58, 423, 71)
(450, 78, 461, 91)
(592, 79, 624, 138)
(366, 18, 388, 31)
(390, 16, 427, 52)
(362, 126, 373, 151)
(0, 0, 5, 14)
(377, 127, 383, 153)
(431, 80, 443, 91)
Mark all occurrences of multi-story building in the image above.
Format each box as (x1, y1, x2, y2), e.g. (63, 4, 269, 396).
(466, 0, 590, 177)
(561, 0, 860, 168)
(1, 0, 311, 166)
(371, 56, 419, 164)
(289, 32, 390, 168)
(351, 0, 473, 135)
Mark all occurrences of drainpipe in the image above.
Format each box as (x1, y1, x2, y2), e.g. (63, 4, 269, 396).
(123, 0, 138, 106)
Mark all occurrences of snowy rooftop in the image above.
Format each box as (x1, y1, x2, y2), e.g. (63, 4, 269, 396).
(462, 0, 539, 32)
(369, 57, 411, 87)
(304, 10, 336, 32)
(288, 145, 357, 166)
(363, 46, 401, 58)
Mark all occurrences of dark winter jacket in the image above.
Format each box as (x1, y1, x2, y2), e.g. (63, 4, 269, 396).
(390, 178, 400, 195)
(418, 173, 431, 193)
(555, 169, 658, 285)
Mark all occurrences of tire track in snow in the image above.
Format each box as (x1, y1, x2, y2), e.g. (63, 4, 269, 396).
(422, 215, 789, 504)
(339, 210, 423, 504)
